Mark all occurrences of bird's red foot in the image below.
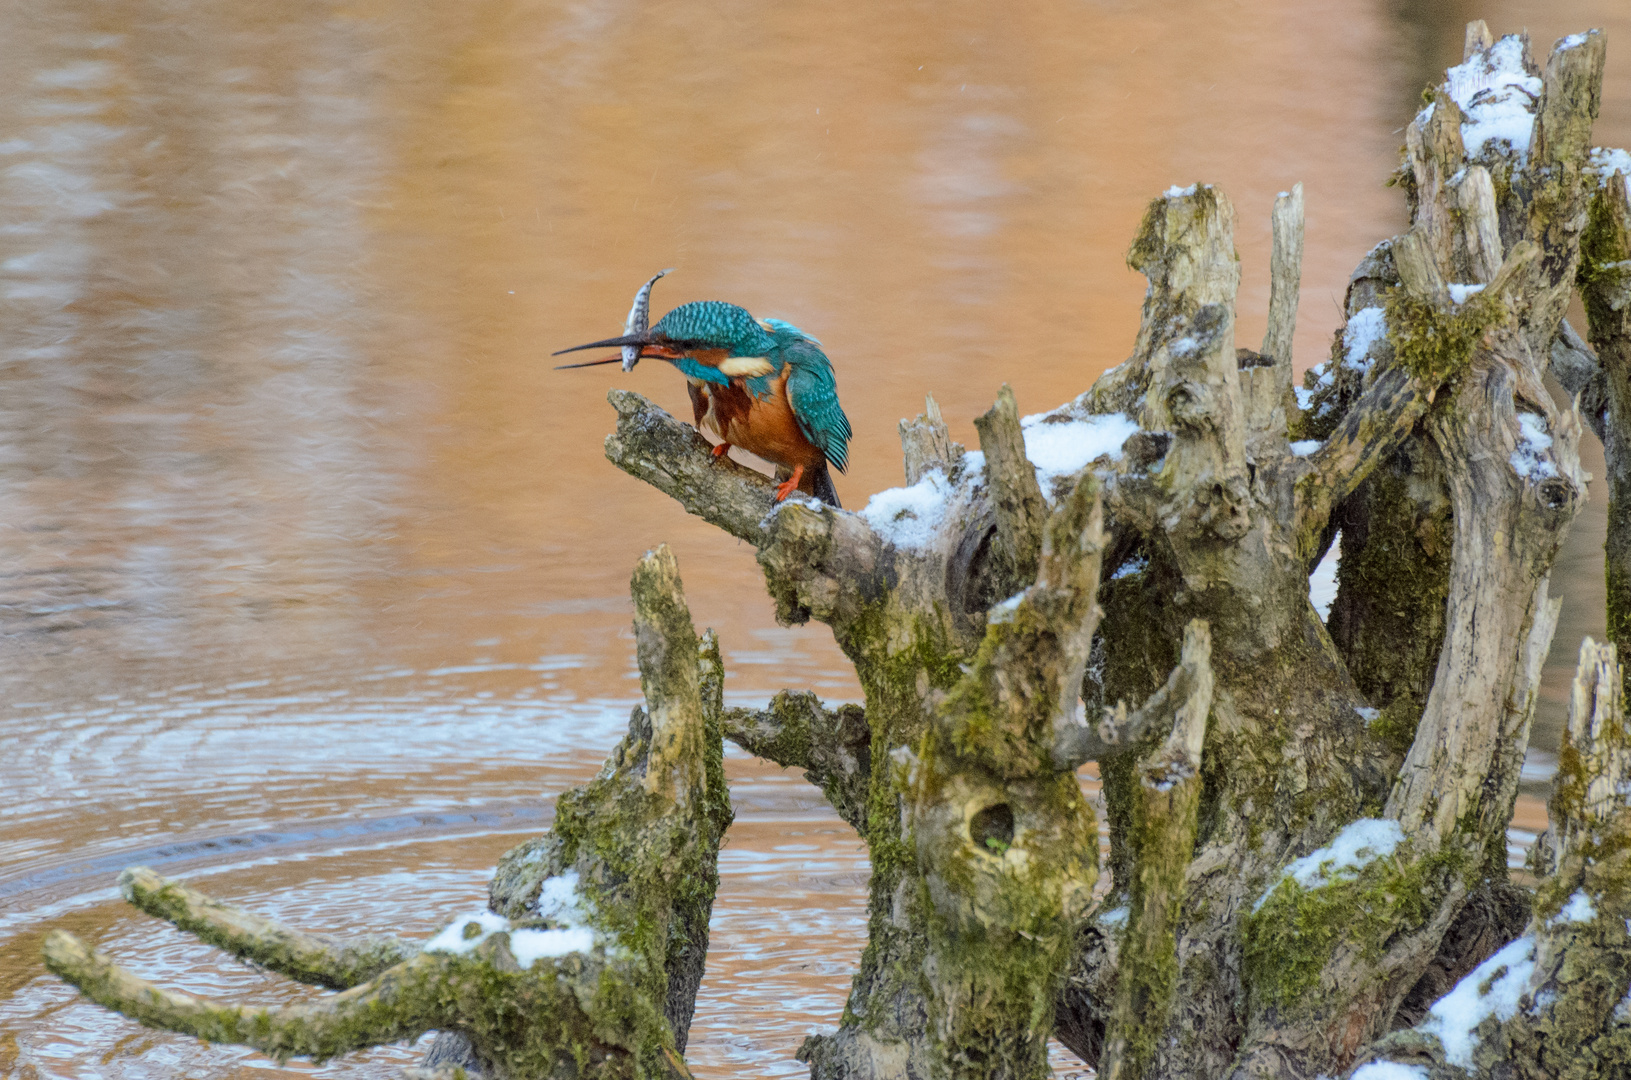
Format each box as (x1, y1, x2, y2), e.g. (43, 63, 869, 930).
(774, 464, 806, 502)
(711, 442, 733, 459)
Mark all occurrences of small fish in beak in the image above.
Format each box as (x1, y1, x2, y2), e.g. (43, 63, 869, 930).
(553, 269, 674, 370)
(621, 269, 672, 371)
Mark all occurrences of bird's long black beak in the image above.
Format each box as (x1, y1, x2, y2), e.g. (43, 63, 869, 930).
(552, 354, 626, 369)
(553, 333, 659, 370)
(552, 333, 652, 358)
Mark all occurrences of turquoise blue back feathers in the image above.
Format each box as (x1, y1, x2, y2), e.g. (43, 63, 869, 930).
(652, 302, 852, 474)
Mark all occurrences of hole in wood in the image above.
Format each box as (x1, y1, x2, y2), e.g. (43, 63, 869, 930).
(971, 803, 1015, 854)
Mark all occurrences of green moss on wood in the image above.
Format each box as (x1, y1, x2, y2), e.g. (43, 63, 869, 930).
(1106, 762, 1203, 1080)
(1327, 450, 1451, 749)
(1242, 841, 1471, 1014)
(1383, 286, 1505, 387)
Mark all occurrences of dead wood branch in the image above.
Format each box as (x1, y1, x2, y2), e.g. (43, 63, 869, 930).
(723, 693, 872, 830)
(117, 865, 414, 991)
(1099, 620, 1213, 1080)
(907, 473, 1106, 1080)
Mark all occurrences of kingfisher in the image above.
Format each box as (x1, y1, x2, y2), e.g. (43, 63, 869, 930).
(555, 278, 851, 507)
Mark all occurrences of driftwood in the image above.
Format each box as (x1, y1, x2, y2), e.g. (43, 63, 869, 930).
(44, 545, 733, 1080)
(42, 19, 1631, 1080)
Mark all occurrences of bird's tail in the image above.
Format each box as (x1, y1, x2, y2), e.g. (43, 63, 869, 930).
(811, 460, 841, 509)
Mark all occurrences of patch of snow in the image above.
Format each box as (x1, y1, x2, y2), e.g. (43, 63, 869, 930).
(1111, 556, 1148, 581)
(1164, 183, 1198, 198)
(861, 469, 954, 551)
(1356, 706, 1380, 722)
(1020, 410, 1140, 490)
(1342, 306, 1388, 373)
(1444, 36, 1543, 160)
(1312, 362, 1334, 389)
(1283, 819, 1405, 889)
(510, 927, 596, 967)
(1509, 412, 1558, 480)
(1613, 986, 1631, 1024)
(862, 403, 1137, 546)
(1561, 32, 1590, 50)
(1418, 935, 1536, 1067)
(1309, 533, 1341, 621)
(535, 870, 585, 924)
(1557, 890, 1596, 924)
(424, 870, 597, 965)
(1352, 1064, 1429, 1080)
(1290, 439, 1321, 457)
(1255, 816, 1405, 912)
(1447, 282, 1487, 305)
(1099, 905, 1129, 928)
(424, 909, 512, 956)
(1294, 386, 1315, 410)
(989, 590, 1026, 623)
(1588, 147, 1631, 198)
(1169, 334, 1202, 358)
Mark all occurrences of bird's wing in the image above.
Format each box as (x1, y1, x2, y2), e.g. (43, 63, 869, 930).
(787, 356, 852, 473)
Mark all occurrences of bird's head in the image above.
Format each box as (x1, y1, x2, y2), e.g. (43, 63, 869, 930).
(554, 300, 778, 369)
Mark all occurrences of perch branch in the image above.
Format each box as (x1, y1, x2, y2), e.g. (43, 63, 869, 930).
(604, 389, 780, 544)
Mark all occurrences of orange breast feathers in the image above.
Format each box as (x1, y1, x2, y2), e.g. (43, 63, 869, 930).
(689, 369, 824, 474)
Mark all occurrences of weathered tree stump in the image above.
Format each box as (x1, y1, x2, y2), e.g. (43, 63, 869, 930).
(597, 22, 1631, 1080)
